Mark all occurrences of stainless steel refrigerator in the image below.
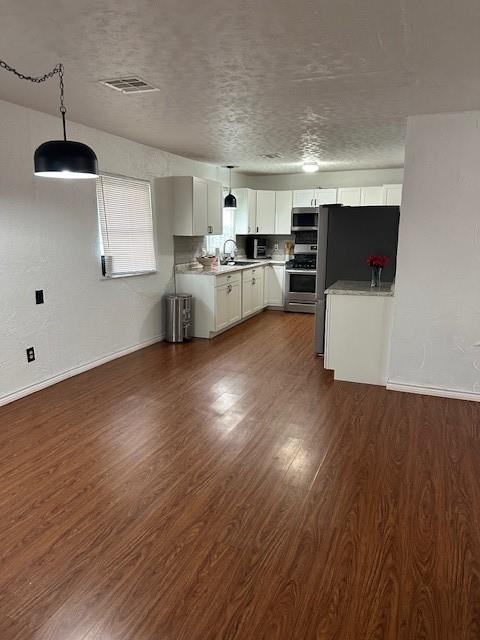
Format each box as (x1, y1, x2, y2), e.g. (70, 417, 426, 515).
(314, 207, 329, 355)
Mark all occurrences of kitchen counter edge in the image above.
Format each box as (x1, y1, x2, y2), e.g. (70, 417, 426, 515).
(324, 280, 394, 297)
(175, 259, 286, 276)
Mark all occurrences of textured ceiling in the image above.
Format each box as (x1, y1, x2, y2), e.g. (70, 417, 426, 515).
(1, 0, 480, 174)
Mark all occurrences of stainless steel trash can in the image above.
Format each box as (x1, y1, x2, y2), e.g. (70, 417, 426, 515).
(165, 294, 193, 343)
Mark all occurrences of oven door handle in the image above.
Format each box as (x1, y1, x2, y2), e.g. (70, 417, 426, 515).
(286, 269, 317, 275)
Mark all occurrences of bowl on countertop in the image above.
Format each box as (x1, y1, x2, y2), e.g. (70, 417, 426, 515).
(197, 256, 217, 268)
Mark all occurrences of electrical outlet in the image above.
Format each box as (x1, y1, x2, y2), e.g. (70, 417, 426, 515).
(26, 347, 35, 362)
(35, 289, 44, 304)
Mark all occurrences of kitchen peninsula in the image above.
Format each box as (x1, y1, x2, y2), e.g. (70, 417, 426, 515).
(323, 281, 394, 386)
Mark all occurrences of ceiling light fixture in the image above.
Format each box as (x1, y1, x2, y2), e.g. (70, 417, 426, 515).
(224, 166, 237, 209)
(302, 162, 320, 173)
(0, 59, 98, 179)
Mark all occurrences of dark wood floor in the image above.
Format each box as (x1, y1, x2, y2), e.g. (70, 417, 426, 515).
(1, 311, 480, 639)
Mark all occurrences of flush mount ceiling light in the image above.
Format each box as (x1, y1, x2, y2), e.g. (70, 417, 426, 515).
(224, 166, 237, 209)
(302, 162, 320, 173)
(0, 59, 98, 179)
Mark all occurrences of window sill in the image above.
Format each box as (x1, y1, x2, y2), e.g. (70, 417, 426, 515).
(99, 270, 157, 280)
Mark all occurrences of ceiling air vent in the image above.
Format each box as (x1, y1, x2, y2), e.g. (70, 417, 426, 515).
(100, 77, 159, 94)
(260, 153, 283, 159)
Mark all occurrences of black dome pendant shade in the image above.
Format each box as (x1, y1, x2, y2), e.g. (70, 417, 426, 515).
(224, 165, 237, 209)
(224, 191, 237, 208)
(34, 140, 98, 179)
(0, 59, 98, 179)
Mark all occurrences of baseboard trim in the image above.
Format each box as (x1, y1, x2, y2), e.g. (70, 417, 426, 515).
(0, 334, 165, 408)
(387, 381, 480, 403)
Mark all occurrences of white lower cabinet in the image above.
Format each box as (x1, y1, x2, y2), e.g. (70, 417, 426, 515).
(265, 265, 285, 307)
(215, 280, 241, 331)
(242, 266, 265, 317)
(175, 266, 269, 339)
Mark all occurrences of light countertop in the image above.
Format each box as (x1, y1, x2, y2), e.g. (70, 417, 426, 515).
(176, 258, 286, 276)
(325, 280, 394, 297)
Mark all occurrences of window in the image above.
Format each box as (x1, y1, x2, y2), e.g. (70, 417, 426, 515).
(96, 174, 156, 278)
(205, 199, 236, 255)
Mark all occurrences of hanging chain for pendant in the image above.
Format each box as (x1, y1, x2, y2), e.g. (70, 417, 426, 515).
(0, 60, 66, 132)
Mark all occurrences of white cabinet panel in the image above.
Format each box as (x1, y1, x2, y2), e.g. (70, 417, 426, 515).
(360, 186, 385, 207)
(275, 190, 292, 234)
(235, 188, 257, 235)
(337, 187, 361, 207)
(314, 188, 337, 205)
(192, 178, 208, 235)
(215, 281, 241, 331)
(384, 184, 402, 206)
(170, 176, 222, 236)
(242, 270, 254, 317)
(266, 265, 285, 306)
(215, 284, 230, 331)
(293, 189, 316, 207)
(242, 266, 264, 316)
(252, 267, 264, 312)
(256, 191, 276, 234)
(207, 181, 223, 234)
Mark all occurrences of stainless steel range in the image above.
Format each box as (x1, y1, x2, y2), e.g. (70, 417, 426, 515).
(284, 229, 318, 313)
(285, 209, 329, 347)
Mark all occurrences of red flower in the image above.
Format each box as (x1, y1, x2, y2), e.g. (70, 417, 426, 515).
(367, 255, 388, 268)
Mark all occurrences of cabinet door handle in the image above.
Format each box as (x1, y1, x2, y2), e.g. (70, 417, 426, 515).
(248, 226, 250, 233)
(256, 226, 259, 233)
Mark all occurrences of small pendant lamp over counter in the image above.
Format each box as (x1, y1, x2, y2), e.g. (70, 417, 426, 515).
(0, 59, 98, 179)
(224, 165, 237, 209)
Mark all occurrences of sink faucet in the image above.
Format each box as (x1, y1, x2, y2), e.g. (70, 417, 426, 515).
(221, 239, 237, 264)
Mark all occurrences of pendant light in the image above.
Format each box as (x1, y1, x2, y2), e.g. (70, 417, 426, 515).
(0, 60, 98, 179)
(224, 165, 237, 209)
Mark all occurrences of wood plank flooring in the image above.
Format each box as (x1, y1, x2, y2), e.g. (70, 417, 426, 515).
(1, 310, 480, 639)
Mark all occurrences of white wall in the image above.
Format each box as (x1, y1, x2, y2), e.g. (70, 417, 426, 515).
(238, 167, 403, 190)
(389, 111, 480, 398)
(0, 99, 231, 405)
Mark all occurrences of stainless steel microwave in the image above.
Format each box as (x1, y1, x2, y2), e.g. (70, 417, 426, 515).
(291, 207, 319, 231)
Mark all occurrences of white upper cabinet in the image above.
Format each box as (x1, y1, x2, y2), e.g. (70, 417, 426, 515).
(235, 188, 257, 235)
(293, 189, 316, 207)
(170, 176, 223, 236)
(383, 184, 402, 206)
(256, 190, 276, 234)
(275, 190, 293, 234)
(360, 186, 385, 207)
(206, 180, 223, 234)
(293, 188, 337, 207)
(337, 187, 361, 207)
(314, 188, 337, 205)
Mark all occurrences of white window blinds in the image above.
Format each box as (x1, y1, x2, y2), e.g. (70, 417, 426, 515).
(96, 174, 156, 277)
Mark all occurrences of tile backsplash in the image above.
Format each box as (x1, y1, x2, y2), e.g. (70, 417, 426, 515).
(173, 236, 205, 265)
(236, 235, 294, 260)
(174, 233, 294, 266)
